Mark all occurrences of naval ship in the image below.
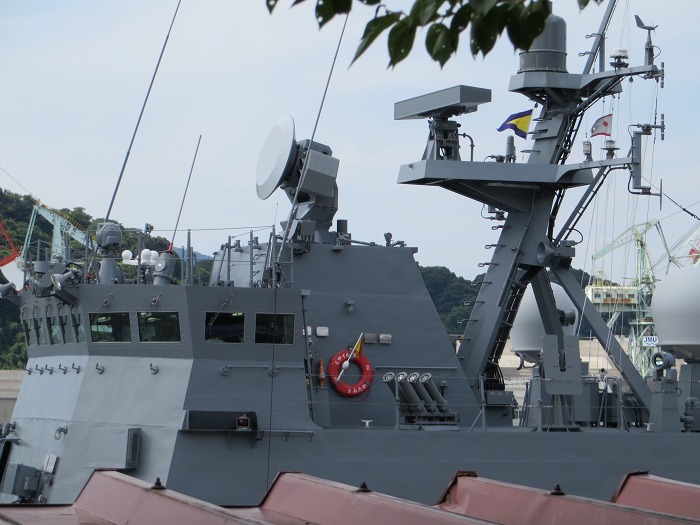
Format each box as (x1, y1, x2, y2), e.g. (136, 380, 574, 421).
(1, 0, 698, 508)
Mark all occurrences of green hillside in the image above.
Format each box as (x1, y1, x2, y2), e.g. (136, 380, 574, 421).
(0, 188, 174, 368)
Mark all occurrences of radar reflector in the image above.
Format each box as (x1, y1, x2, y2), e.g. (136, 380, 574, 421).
(256, 116, 297, 200)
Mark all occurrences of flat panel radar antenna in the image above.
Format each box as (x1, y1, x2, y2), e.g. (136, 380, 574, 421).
(256, 116, 297, 200)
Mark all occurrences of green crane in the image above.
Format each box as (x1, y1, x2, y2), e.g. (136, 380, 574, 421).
(591, 220, 672, 379)
(18, 204, 94, 267)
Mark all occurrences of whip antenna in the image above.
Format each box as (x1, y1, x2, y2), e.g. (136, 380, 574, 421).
(170, 135, 202, 251)
(104, 0, 183, 222)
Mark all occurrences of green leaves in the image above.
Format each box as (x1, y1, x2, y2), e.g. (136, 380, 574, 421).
(507, 0, 550, 54)
(359, 0, 551, 66)
(506, 3, 533, 51)
(578, 0, 604, 9)
(388, 18, 417, 66)
(410, 0, 442, 25)
(469, 4, 505, 56)
(315, 0, 352, 27)
(282, 0, 353, 26)
(272, 0, 591, 67)
(450, 5, 473, 34)
(353, 12, 401, 63)
(470, 0, 551, 57)
(470, 0, 499, 15)
(524, 0, 552, 45)
(426, 23, 456, 67)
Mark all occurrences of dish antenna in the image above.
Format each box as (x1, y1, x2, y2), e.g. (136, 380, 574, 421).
(255, 115, 339, 205)
(256, 116, 297, 200)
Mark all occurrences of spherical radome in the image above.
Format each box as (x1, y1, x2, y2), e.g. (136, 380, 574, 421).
(511, 283, 578, 358)
(652, 266, 700, 360)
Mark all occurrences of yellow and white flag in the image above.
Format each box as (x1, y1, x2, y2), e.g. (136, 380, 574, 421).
(350, 333, 364, 359)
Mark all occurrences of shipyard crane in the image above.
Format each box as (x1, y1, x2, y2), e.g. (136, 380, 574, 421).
(651, 222, 700, 271)
(0, 211, 24, 288)
(18, 204, 94, 267)
(589, 220, 673, 378)
(0, 213, 20, 267)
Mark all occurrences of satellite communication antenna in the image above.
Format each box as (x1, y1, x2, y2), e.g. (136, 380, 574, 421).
(256, 115, 297, 200)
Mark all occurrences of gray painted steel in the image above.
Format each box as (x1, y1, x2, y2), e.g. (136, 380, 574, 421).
(1, 2, 697, 508)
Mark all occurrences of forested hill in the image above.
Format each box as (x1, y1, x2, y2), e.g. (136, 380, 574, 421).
(0, 189, 173, 264)
(419, 265, 599, 336)
(0, 187, 601, 369)
(0, 188, 178, 368)
(419, 266, 480, 334)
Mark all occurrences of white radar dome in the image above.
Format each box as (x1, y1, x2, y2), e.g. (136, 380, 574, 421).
(651, 266, 700, 361)
(510, 283, 578, 362)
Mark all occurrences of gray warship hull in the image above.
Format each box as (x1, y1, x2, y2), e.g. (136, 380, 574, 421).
(2, 0, 699, 509)
(5, 244, 700, 505)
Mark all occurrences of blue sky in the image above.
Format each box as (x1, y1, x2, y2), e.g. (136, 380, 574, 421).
(0, 0, 697, 285)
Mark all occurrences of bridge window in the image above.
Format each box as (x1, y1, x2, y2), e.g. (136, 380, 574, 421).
(205, 312, 245, 343)
(47, 316, 62, 345)
(23, 320, 37, 347)
(60, 315, 76, 344)
(255, 313, 294, 344)
(35, 318, 48, 346)
(89, 313, 131, 343)
(138, 312, 181, 342)
(74, 313, 85, 343)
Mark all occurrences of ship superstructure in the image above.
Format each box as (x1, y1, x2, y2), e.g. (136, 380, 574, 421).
(0, 1, 698, 509)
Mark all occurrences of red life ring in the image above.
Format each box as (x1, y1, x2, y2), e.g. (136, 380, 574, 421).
(327, 348, 373, 397)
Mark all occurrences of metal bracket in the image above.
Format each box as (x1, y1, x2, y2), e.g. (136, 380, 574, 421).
(54, 426, 67, 440)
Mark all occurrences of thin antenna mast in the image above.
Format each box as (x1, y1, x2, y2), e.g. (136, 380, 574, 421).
(582, 0, 618, 75)
(104, 0, 183, 223)
(170, 135, 202, 251)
